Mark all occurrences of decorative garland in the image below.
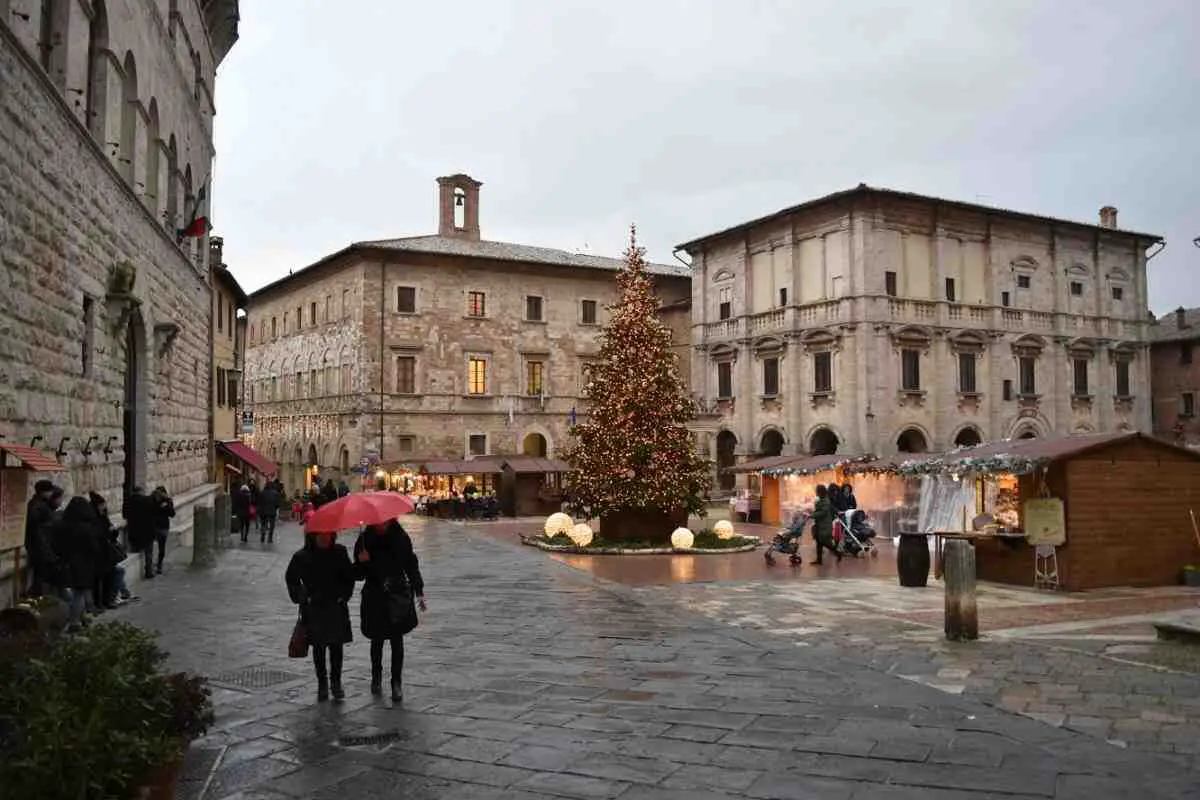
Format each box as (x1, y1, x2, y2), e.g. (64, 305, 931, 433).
(762, 454, 876, 477)
(848, 453, 1048, 478)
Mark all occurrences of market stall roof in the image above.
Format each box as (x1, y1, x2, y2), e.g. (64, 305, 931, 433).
(500, 456, 572, 474)
(216, 440, 277, 477)
(0, 443, 65, 472)
(852, 431, 1190, 477)
(845, 451, 939, 475)
(760, 453, 873, 476)
(728, 454, 805, 474)
(421, 459, 504, 476)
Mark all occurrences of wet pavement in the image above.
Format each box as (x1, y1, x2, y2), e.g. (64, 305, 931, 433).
(108, 517, 1200, 799)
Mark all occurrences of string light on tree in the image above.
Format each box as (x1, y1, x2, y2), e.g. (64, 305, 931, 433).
(563, 226, 711, 522)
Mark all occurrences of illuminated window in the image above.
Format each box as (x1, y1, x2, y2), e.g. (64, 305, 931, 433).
(467, 357, 488, 395)
(526, 360, 544, 396)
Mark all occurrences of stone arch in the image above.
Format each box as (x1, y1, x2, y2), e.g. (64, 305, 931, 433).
(339, 446, 350, 474)
(85, 0, 110, 141)
(306, 443, 318, 467)
(119, 51, 139, 183)
(896, 426, 930, 454)
(758, 426, 785, 457)
(1011, 255, 1039, 271)
(716, 429, 738, 491)
(952, 425, 984, 448)
(1066, 263, 1090, 277)
(321, 442, 332, 468)
(145, 99, 162, 217)
(522, 432, 548, 458)
(308, 351, 321, 396)
(292, 354, 304, 398)
(1008, 415, 1047, 440)
(806, 425, 840, 456)
(122, 304, 149, 497)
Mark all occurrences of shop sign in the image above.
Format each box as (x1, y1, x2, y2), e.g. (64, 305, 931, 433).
(1024, 498, 1066, 546)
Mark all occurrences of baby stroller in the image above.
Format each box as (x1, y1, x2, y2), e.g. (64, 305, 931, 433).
(764, 512, 808, 566)
(832, 509, 877, 558)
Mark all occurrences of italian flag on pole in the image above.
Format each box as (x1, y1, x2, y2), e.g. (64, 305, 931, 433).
(176, 184, 209, 242)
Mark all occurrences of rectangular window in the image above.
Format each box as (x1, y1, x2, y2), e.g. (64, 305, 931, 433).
(217, 367, 226, 406)
(1072, 358, 1089, 396)
(958, 352, 976, 394)
(1017, 275, 1031, 289)
(467, 357, 488, 395)
(1115, 360, 1131, 398)
(901, 349, 921, 391)
(396, 286, 416, 313)
(395, 356, 415, 394)
(468, 434, 487, 456)
(398, 436, 415, 454)
(526, 360, 545, 396)
(1111, 286, 1124, 301)
(716, 361, 733, 399)
(1001, 291, 1011, 307)
(229, 302, 235, 339)
(762, 357, 779, 396)
(342, 289, 350, 318)
(467, 291, 486, 318)
(295, 371, 305, 398)
(1003, 379, 1014, 401)
(945, 278, 956, 302)
(310, 368, 321, 396)
(325, 294, 332, 321)
(310, 302, 317, 324)
(283, 312, 289, 335)
(581, 299, 597, 324)
(296, 306, 302, 330)
(1182, 343, 1193, 365)
(228, 374, 239, 407)
(217, 297, 224, 332)
(885, 271, 898, 297)
(813, 352, 833, 393)
(718, 287, 732, 320)
(778, 287, 788, 307)
(1019, 356, 1037, 396)
(82, 295, 95, 376)
(1070, 281, 1083, 297)
(525, 295, 543, 322)
(1183, 392, 1196, 418)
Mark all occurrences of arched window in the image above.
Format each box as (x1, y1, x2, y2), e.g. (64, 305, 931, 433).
(38, 0, 69, 86)
(808, 427, 838, 456)
(759, 429, 784, 457)
(85, 1, 111, 141)
(118, 52, 138, 183)
(165, 135, 179, 230)
(896, 428, 929, 454)
(953, 427, 983, 448)
(145, 99, 162, 216)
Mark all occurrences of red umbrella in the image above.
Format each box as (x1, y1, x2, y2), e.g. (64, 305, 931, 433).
(303, 492, 415, 534)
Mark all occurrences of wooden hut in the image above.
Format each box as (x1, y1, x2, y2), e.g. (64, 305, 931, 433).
(495, 457, 571, 517)
(731, 454, 870, 525)
(864, 432, 1200, 590)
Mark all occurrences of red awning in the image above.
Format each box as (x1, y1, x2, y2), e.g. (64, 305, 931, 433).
(0, 443, 65, 472)
(216, 441, 277, 477)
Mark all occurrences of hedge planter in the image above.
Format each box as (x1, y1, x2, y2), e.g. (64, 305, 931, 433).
(522, 534, 760, 555)
(598, 508, 689, 546)
(137, 758, 183, 800)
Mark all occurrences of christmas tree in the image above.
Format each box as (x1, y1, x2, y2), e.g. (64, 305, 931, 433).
(564, 227, 711, 541)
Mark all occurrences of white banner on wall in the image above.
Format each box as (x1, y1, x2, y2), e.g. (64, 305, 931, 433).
(917, 475, 975, 533)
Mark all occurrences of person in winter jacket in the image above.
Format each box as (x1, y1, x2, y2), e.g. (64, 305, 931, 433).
(285, 531, 355, 702)
(24, 480, 60, 597)
(89, 492, 133, 607)
(811, 485, 841, 565)
(353, 521, 426, 701)
(232, 484, 253, 542)
(123, 487, 157, 579)
(150, 487, 175, 575)
(52, 497, 102, 629)
(256, 482, 281, 543)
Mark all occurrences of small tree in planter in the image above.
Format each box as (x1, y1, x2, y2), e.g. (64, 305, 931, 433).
(563, 227, 711, 544)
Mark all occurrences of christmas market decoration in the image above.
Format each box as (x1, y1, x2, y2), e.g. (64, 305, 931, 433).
(563, 226, 711, 543)
(544, 512, 573, 537)
(713, 520, 735, 540)
(847, 452, 1048, 478)
(762, 455, 874, 477)
(670, 527, 695, 549)
(569, 523, 594, 547)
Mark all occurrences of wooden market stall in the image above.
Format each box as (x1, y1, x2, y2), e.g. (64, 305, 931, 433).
(858, 432, 1200, 590)
(731, 454, 878, 526)
(495, 456, 571, 517)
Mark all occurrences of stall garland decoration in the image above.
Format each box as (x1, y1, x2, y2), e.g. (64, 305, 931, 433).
(848, 453, 1049, 478)
(761, 455, 875, 477)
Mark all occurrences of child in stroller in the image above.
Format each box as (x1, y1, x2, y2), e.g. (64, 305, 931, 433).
(764, 508, 809, 566)
(832, 508, 877, 558)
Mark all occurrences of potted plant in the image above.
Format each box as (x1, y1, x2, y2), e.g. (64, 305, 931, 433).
(1183, 565, 1200, 587)
(139, 672, 214, 800)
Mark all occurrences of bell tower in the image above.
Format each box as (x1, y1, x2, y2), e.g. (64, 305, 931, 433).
(436, 173, 483, 241)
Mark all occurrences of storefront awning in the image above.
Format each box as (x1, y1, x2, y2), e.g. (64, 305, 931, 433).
(760, 454, 872, 477)
(500, 457, 571, 474)
(216, 440, 277, 477)
(0, 443, 65, 472)
(728, 454, 806, 474)
(422, 459, 504, 476)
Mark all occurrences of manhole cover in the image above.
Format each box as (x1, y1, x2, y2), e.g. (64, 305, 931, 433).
(339, 731, 405, 748)
(210, 666, 305, 690)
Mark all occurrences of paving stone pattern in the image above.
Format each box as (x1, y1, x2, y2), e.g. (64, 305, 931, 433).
(111, 520, 1200, 799)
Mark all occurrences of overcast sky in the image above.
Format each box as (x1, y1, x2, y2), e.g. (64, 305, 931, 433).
(212, 0, 1198, 314)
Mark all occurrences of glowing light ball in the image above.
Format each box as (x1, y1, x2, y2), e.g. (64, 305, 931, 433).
(544, 512, 573, 537)
(671, 528, 695, 549)
(714, 520, 735, 540)
(569, 523, 594, 547)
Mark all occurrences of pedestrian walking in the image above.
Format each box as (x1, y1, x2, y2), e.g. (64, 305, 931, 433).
(150, 487, 175, 574)
(353, 521, 426, 701)
(812, 484, 842, 565)
(89, 492, 133, 606)
(257, 481, 281, 543)
(232, 484, 252, 542)
(123, 486, 157, 579)
(23, 480, 60, 597)
(285, 531, 355, 702)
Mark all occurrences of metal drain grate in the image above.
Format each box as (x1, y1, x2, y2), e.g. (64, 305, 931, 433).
(339, 731, 405, 748)
(209, 666, 305, 690)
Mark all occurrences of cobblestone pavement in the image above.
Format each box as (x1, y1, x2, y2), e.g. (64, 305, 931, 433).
(109, 518, 1200, 799)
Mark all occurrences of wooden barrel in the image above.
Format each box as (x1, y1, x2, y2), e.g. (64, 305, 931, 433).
(897, 533, 931, 587)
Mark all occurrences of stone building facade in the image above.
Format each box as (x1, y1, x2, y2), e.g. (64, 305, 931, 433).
(1149, 307, 1200, 447)
(210, 237, 247, 485)
(244, 175, 692, 492)
(677, 186, 1161, 489)
(0, 1, 238, 559)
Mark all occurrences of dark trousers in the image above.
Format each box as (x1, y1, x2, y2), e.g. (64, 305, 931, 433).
(369, 637, 405, 684)
(140, 546, 154, 578)
(814, 533, 840, 564)
(259, 513, 276, 542)
(237, 514, 251, 542)
(154, 531, 168, 571)
(312, 644, 344, 686)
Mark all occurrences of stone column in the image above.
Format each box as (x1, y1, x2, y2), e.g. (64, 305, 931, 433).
(191, 504, 215, 568)
(214, 492, 231, 548)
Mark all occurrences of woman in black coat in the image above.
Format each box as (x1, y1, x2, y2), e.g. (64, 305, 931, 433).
(51, 497, 101, 629)
(286, 532, 355, 702)
(353, 521, 425, 701)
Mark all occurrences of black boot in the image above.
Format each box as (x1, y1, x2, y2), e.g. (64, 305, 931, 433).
(331, 678, 345, 701)
(390, 680, 402, 703)
(370, 666, 383, 696)
(329, 646, 345, 701)
(317, 678, 330, 702)
(313, 647, 329, 702)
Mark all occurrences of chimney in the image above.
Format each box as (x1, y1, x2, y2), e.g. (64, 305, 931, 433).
(436, 174, 483, 241)
(1099, 206, 1118, 229)
(209, 236, 224, 268)
(1177, 307, 1188, 330)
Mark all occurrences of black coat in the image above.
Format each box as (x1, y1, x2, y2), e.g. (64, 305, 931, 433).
(286, 543, 354, 646)
(24, 496, 59, 580)
(257, 486, 281, 517)
(51, 498, 101, 590)
(151, 493, 175, 533)
(353, 525, 424, 641)
(122, 493, 155, 550)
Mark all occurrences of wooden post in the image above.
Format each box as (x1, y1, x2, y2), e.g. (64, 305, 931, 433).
(943, 538, 978, 641)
